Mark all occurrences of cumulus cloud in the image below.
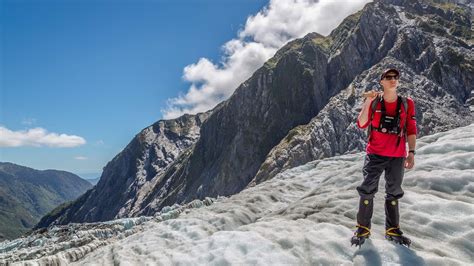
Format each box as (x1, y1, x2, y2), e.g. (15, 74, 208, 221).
(74, 156, 88, 160)
(161, 0, 372, 119)
(0, 126, 86, 148)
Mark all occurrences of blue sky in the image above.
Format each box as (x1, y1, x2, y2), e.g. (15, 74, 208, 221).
(0, 0, 268, 178)
(0, 0, 370, 179)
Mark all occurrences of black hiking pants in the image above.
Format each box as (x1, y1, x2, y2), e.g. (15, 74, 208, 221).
(356, 153, 405, 230)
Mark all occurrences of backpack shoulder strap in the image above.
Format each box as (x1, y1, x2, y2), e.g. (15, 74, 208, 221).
(367, 95, 382, 140)
(399, 96, 408, 130)
(401, 96, 408, 117)
(370, 95, 381, 116)
(397, 95, 409, 146)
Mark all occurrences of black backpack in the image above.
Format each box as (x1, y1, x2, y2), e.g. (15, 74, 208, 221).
(367, 95, 408, 147)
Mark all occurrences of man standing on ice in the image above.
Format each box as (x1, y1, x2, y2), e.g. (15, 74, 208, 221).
(351, 68, 417, 248)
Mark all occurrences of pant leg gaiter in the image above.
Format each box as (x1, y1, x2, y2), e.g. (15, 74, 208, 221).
(385, 199, 400, 229)
(357, 197, 374, 228)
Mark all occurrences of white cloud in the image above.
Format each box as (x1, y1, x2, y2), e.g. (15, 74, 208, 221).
(0, 126, 86, 148)
(74, 156, 88, 160)
(161, 0, 372, 119)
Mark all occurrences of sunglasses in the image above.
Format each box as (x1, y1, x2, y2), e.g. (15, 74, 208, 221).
(384, 75, 399, 80)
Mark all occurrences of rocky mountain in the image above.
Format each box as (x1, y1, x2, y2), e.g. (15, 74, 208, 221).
(35, 111, 211, 228)
(0, 162, 92, 239)
(37, 0, 473, 228)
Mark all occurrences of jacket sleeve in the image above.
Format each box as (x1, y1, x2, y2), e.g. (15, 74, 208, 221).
(406, 98, 417, 136)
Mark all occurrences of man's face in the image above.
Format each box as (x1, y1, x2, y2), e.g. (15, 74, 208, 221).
(380, 71, 399, 89)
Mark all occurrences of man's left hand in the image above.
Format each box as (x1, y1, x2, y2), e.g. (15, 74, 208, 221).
(405, 153, 415, 169)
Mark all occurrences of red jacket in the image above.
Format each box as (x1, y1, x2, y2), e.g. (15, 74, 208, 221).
(357, 97, 417, 158)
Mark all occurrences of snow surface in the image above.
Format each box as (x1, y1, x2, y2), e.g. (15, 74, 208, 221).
(2, 123, 473, 265)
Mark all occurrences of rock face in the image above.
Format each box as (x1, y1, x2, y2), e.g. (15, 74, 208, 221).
(37, 0, 473, 227)
(0, 163, 92, 239)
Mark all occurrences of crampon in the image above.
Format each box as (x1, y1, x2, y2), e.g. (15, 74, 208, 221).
(351, 224, 371, 248)
(385, 226, 411, 248)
